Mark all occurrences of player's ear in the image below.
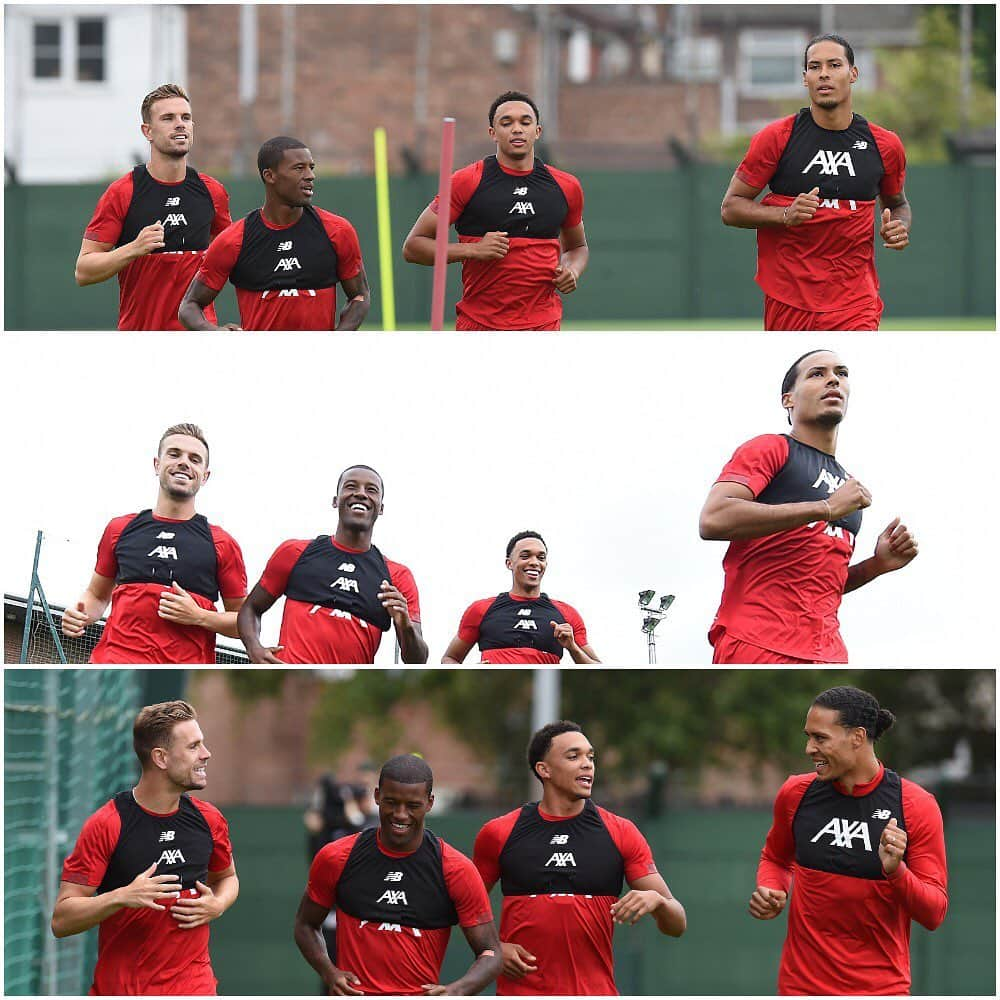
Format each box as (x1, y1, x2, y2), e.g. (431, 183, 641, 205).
(426, 792, 434, 812)
(505, 557, 513, 571)
(373, 786, 381, 806)
(153, 455, 161, 475)
(141, 122, 153, 143)
(150, 746, 169, 772)
(202, 468, 211, 485)
(332, 494, 339, 510)
(488, 126, 497, 142)
(850, 64, 859, 84)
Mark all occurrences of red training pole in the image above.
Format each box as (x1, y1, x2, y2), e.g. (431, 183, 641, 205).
(431, 116, 456, 331)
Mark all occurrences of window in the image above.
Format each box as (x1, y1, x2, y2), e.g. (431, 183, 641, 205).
(31, 15, 106, 83)
(32, 22, 61, 79)
(739, 30, 808, 97)
(670, 35, 722, 82)
(76, 19, 105, 82)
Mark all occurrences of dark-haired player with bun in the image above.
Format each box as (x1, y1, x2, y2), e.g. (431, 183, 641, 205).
(52, 701, 238, 995)
(294, 754, 502, 996)
(179, 136, 369, 331)
(76, 84, 232, 330)
(402, 91, 588, 330)
(473, 722, 685, 995)
(751, 686, 947, 995)
(441, 531, 599, 664)
(700, 349, 918, 664)
(721, 34, 910, 330)
(238, 465, 427, 664)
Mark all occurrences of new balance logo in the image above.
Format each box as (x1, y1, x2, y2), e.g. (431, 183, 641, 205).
(509, 201, 535, 215)
(549, 834, 569, 845)
(802, 149, 856, 177)
(513, 619, 537, 631)
(812, 468, 846, 494)
(852, 140, 868, 150)
(872, 809, 892, 820)
(377, 889, 408, 905)
(513, 186, 528, 196)
(278, 241, 294, 251)
(274, 257, 302, 272)
(517, 608, 532, 616)
(158, 830, 176, 842)
(331, 577, 359, 593)
(338, 563, 356, 572)
(164, 213, 187, 226)
(158, 848, 186, 864)
(545, 852, 576, 867)
(811, 817, 872, 851)
(155, 531, 176, 540)
(147, 545, 178, 559)
(383, 871, 404, 882)
(165, 197, 181, 207)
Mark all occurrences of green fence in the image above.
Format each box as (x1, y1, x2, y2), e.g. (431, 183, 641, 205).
(4, 164, 994, 330)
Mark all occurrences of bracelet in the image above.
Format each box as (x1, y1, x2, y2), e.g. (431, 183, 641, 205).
(782, 206, 789, 226)
(822, 499, 832, 521)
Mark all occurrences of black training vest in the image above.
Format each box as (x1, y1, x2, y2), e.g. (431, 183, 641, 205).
(116, 165, 215, 252)
(335, 828, 459, 929)
(793, 769, 906, 880)
(757, 436, 862, 537)
(768, 109, 887, 201)
(113, 510, 220, 602)
(455, 156, 568, 238)
(228, 206, 338, 291)
(283, 537, 392, 631)
(499, 799, 625, 897)
(478, 593, 567, 657)
(97, 790, 214, 894)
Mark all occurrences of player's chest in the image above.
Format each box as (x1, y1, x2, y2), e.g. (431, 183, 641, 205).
(114, 517, 218, 592)
(459, 168, 567, 237)
(480, 599, 563, 653)
(233, 216, 338, 289)
(771, 122, 885, 201)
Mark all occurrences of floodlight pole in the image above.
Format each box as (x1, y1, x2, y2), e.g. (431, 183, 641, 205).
(646, 624, 657, 664)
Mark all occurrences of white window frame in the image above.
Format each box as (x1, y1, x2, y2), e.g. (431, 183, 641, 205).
(26, 10, 109, 88)
(739, 29, 809, 98)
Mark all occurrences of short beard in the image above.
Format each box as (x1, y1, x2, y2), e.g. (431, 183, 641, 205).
(815, 410, 844, 428)
(813, 95, 842, 111)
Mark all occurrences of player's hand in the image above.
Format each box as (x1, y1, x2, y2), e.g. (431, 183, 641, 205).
(784, 187, 820, 227)
(553, 263, 578, 293)
(171, 880, 223, 929)
(220, 322, 244, 331)
(116, 862, 181, 911)
(748, 885, 787, 920)
(872, 517, 918, 574)
(131, 221, 166, 256)
(248, 643, 285, 664)
(880, 208, 909, 250)
(473, 231, 509, 261)
(158, 580, 206, 627)
(420, 986, 450, 996)
(500, 942, 537, 979)
(825, 477, 872, 520)
(610, 889, 664, 925)
(325, 968, 363, 996)
(879, 817, 908, 875)
(550, 621, 580, 653)
(61, 601, 90, 637)
(380, 580, 412, 629)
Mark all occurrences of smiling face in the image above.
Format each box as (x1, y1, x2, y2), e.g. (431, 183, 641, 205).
(264, 147, 316, 208)
(375, 777, 433, 852)
(804, 705, 865, 783)
(155, 719, 211, 791)
(783, 351, 850, 429)
(142, 96, 193, 159)
(154, 434, 209, 501)
(536, 730, 595, 801)
(490, 100, 542, 163)
(333, 467, 384, 533)
(507, 536, 547, 595)
(803, 40, 858, 111)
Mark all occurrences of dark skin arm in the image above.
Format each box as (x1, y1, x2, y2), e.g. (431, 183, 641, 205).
(402, 206, 510, 265)
(441, 635, 473, 664)
(236, 583, 286, 663)
(293, 894, 362, 996)
(721, 175, 822, 229)
(879, 190, 911, 250)
(334, 267, 370, 330)
(421, 920, 502, 995)
(552, 222, 589, 294)
(178, 277, 242, 330)
(379, 581, 429, 663)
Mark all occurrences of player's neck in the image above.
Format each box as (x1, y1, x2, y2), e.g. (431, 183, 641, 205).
(262, 198, 304, 228)
(511, 581, 541, 599)
(539, 788, 587, 818)
(790, 424, 839, 457)
(154, 493, 198, 520)
(809, 101, 854, 132)
(334, 525, 372, 551)
(147, 152, 187, 184)
(497, 149, 535, 173)
(835, 754, 880, 794)
(132, 775, 184, 814)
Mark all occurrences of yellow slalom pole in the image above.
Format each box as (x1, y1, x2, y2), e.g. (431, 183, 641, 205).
(373, 127, 396, 331)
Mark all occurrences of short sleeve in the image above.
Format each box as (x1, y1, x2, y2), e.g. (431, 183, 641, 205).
(871, 125, 907, 199)
(200, 174, 233, 239)
(258, 539, 310, 599)
(61, 801, 120, 886)
(550, 167, 584, 228)
(191, 798, 234, 872)
(736, 118, 795, 191)
(430, 162, 483, 224)
(601, 810, 657, 883)
(195, 220, 244, 292)
(318, 212, 363, 282)
(715, 434, 789, 498)
(441, 842, 494, 927)
(94, 515, 135, 578)
(211, 526, 248, 600)
(306, 835, 356, 910)
(84, 175, 132, 244)
(553, 601, 588, 648)
(472, 811, 519, 890)
(387, 560, 421, 624)
(457, 599, 491, 645)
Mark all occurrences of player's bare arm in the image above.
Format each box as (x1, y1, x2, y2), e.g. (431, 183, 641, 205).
(237, 584, 286, 663)
(553, 222, 589, 294)
(178, 277, 242, 331)
(156, 581, 245, 639)
(843, 517, 918, 594)
(611, 872, 686, 936)
(748, 885, 788, 920)
(51, 863, 182, 938)
(549, 621, 601, 664)
(422, 920, 503, 995)
(379, 580, 429, 663)
(721, 176, 820, 230)
(335, 267, 371, 330)
(879, 190, 911, 250)
(75, 226, 166, 286)
(403, 206, 509, 265)
(61, 572, 115, 637)
(294, 894, 364, 996)
(700, 477, 871, 541)
(441, 635, 474, 664)
(171, 864, 239, 930)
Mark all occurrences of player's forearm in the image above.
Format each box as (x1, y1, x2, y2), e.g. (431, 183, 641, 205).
(403, 234, 478, 266)
(207, 872, 240, 916)
(567, 644, 600, 665)
(887, 199, 912, 232)
(236, 602, 266, 655)
(293, 920, 339, 981)
(178, 297, 220, 331)
(843, 557, 885, 594)
(700, 497, 830, 541)
(75, 245, 142, 285)
(397, 623, 429, 664)
(335, 295, 370, 331)
(561, 244, 589, 280)
(195, 608, 241, 640)
(650, 894, 687, 937)
(448, 952, 503, 995)
(52, 888, 126, 937)
(721, 194, 785, 230)
(885, 862, 947, 929)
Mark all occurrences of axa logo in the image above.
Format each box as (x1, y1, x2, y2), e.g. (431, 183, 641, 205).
(331, 577, 360, 593)
(164, 213, 187, 226)
(147, 545, 178, 560)
(513, 186, 528, 196)
(852, 140, 868, 150)
(872, 809, 892, 820)
(274, 257, 302, 272)
(155, 531, 176, 540)
(545, 852, 576, 867)
(802, 149, 856, 177)
(165, 197, 181, 207)
(278, 241, 294, 251)
(513, 619, 537, 631)
(377, 889, 408, 905)
(812, 468, 846, 494)
(158, 848, 186, 864)
(549, 834, 569, 845)
(338, 563, 356, 572)
(810, 817, 872, 851)
(509, 200, 535, 215)
(383, 871, 404, 882)
(159, 830, 176, 842)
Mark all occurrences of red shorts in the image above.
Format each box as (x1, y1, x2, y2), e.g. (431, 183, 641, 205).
(455, 316, 560, 331)
(711, 631, 822, 665)
(764, 295, 883, 331)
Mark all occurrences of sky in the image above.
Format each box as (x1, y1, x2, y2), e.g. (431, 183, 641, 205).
(3, 330, 997, 667)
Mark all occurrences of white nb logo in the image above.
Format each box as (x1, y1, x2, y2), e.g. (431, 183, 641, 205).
(872, 809, 892, 820)
(513, 186, 528, 196)
(338, 563, 356, 572)
(549, 834, 569, 845)
(165, 197, 181, 207)
(155, 531, 176, 540)
(852, 140, 868, 150)
(384, 871, 404, 882)
(517, 608, 532, 616)
(278, 241, 293, 251)
(158, 830, 176, 843)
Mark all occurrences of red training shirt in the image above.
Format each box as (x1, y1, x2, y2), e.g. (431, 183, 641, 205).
(84, 170, 231, 330)
(90, 513, 246, 664)
(306, 831, 493, 995)
(458, 594, 588, 664)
